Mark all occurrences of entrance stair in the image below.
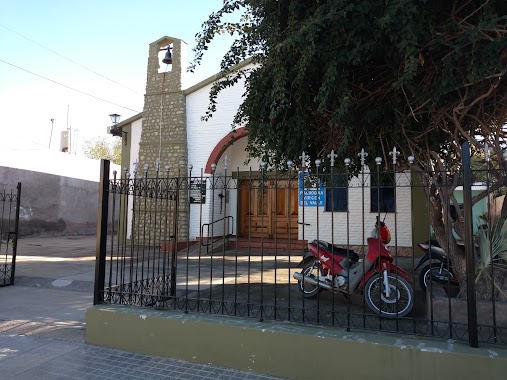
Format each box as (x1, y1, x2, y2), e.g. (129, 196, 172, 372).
(226, 237, 308, 254)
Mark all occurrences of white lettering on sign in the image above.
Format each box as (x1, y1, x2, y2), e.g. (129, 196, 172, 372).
(298, 172, 325, 207)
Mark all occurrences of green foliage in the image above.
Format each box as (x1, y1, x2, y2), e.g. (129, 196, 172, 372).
(193, 0, 507, 171)
(82, 136, 122, 165)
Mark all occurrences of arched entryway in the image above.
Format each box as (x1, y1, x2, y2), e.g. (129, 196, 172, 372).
(205, 129, 299, 240)
(204, 127, 248, 174)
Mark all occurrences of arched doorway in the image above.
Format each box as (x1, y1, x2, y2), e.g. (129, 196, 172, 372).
(205, 128, 299, 240)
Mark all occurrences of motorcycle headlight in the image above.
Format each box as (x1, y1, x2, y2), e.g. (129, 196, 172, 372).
(380, 225, 391, 244)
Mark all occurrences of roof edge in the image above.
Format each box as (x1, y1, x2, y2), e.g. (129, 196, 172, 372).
(115, 112, 144, 129)
(150, 35, 186, 45)
(184, 57, 254, 95)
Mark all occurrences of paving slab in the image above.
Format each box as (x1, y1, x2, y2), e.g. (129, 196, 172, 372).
(0, 334, 283, 380)
(0, 235, 285, 379)
(13, 236, 97, 282)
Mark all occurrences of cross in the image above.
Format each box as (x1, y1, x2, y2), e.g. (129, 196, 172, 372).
(358, 148, 368, 167)
(328, 150, 337, 167)
(218, 192, 225, 214)
(389, 147, 400, 165)
(481, 143, 491, 162)
(299, 151, 308, 169)
(133, 160, 139, 175)
(155, 159, 160, 173)
(223, 154, 229, 170)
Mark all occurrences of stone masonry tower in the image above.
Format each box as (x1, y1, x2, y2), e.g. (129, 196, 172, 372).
(138, 36, 188, 173)
(137, 36, 189, 241)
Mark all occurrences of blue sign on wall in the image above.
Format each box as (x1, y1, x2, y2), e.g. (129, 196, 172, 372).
(298, 172, 325, 207)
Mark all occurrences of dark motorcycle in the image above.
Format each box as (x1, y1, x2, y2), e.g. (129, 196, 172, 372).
(414, 240, 459, 291)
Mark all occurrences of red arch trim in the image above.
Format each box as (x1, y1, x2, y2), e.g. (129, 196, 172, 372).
(205, 127, 248, 173)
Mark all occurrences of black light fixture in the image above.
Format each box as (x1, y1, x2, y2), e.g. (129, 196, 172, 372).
(162, 46, 173, 65)
(109, 113, 121, 137)
(109, 113, 121, 126)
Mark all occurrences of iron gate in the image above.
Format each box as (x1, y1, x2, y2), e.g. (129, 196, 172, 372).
(0, 183, 21, 287)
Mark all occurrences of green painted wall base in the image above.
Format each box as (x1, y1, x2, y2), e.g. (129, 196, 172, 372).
(86, 305, 507, 380)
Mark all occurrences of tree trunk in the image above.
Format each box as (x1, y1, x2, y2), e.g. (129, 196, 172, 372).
(427, 198, 468, 287)
(427, 188, 507, 302)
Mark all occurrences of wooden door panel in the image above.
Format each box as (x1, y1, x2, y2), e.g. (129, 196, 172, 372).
(239, 180, 298, 239)
(243, 217, 269, 238)
(271, 182, 298, 239)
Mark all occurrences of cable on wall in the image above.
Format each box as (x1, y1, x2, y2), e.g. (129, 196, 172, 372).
(158, 70, 167, 164)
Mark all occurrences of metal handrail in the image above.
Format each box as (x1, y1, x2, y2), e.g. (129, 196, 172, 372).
(201, 216, 234, 247)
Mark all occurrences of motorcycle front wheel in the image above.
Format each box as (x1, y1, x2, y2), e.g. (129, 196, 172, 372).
(365, 273, 414, 318)
(419, 263, 455, 291)
(297, 260, 325, 298)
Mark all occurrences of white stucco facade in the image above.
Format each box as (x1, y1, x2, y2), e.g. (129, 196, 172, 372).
(186, 66, 255, 171)
(185, 63, 262, 240)
(126, 118, 143, 239)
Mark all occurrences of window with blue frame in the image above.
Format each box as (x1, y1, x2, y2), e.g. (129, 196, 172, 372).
(325, 175, 348, 212)
(371, 172, 396, 212)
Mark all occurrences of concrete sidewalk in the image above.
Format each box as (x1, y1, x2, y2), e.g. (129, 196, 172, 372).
(0, 236, 284, 380)
(1, 236, 96, 342)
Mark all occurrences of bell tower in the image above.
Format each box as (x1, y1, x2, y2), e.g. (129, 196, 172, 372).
(137, 36, 189, 240)
(138, 35, 188, 173)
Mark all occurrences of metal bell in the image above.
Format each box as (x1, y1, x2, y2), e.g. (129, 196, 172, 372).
(162, 49, 172, 65)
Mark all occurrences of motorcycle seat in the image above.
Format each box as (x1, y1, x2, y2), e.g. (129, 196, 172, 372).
(312, 240, 359, 263)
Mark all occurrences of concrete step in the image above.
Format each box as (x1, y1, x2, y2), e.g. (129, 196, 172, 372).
(227, 238, 308, 253)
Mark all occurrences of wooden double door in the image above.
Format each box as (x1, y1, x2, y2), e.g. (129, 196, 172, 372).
(239, 180, 298, 239)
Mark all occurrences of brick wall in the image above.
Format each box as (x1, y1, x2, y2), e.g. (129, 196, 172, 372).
(186, 66, 254, 239)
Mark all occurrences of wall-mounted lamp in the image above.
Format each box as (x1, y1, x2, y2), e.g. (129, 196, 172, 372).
(109, 113, 121, 137)
(110, 113, 121, 125)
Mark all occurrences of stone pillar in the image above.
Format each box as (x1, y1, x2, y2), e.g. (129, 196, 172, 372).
(139, 36, 187, 172)
(136, 36, 189, 242)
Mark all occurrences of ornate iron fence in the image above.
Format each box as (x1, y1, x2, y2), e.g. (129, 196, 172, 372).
(94, 145, 507, 348)
(0, 183, 21, 287)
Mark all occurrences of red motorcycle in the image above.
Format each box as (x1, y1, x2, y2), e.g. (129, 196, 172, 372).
(293, 218, 414, 318)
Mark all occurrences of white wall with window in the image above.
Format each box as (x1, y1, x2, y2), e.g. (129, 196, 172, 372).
(298, 169, 413, 247)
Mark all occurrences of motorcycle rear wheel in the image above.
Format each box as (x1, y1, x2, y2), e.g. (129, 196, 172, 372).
(298, 260, 325, 298)
(365, 273, 414, 318)
(419, 263, 455, 291)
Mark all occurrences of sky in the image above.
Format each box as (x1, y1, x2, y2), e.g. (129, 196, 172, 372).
(0, 0, 236, 153)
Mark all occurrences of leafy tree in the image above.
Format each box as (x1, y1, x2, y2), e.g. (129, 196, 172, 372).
(82, 136, 122, 165)
(193, 0, 507, 299)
